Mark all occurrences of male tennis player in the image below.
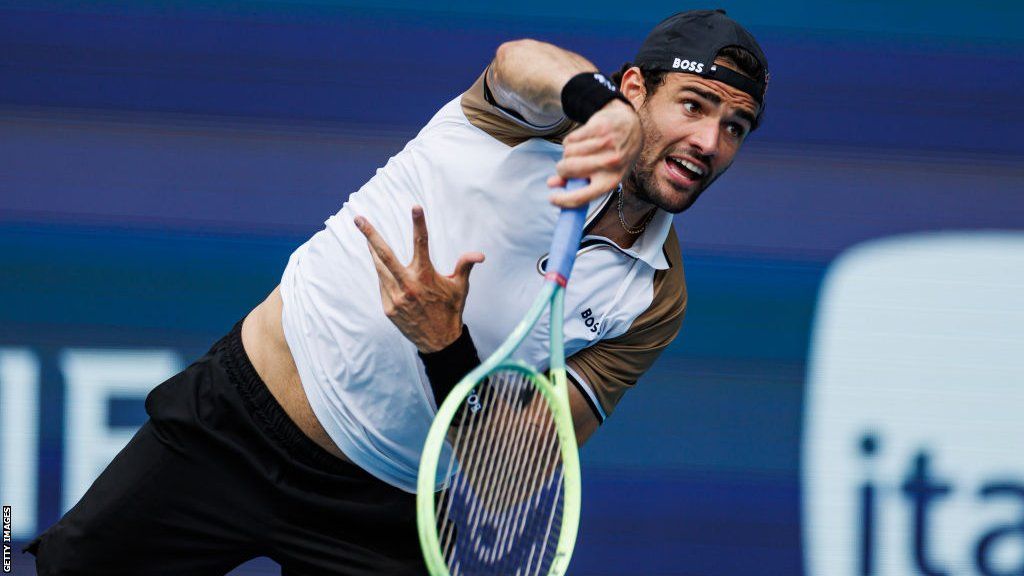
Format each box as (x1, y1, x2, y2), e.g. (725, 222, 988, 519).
(28, 9, 767, 575)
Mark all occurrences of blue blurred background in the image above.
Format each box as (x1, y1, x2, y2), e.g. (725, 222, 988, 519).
(1, 1, 1022, 574)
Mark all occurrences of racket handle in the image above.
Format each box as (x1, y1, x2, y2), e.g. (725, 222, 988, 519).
(545, 178, 589, 286)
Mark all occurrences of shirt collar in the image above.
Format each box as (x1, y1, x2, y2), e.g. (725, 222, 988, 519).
(627, 208, 673, 270)
(585, 186, 673, 271)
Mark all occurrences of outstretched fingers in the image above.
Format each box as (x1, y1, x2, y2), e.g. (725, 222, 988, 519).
(450, 252, 486, 288)
(354, 215, 410, 290)
(409, 205, 432, 270)
(353, 207, 485, 352)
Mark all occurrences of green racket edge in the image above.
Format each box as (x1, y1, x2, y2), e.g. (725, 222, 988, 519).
(416, 283, 582, 576)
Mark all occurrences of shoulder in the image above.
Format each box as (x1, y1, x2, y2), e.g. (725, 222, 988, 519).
(605, 226, 686, 351)
(461, 69, 576, 147)
(642, 225, 687, 332)
(567, 226, 687, 420)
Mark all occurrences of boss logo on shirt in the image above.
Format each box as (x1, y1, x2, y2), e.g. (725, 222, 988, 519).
(580, 308, 599, 334)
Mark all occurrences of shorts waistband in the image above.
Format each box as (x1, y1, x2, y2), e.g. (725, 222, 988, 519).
(216, 320, 359, 477)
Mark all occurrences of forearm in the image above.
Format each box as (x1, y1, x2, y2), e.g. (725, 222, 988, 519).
(488, 39, 597, 126)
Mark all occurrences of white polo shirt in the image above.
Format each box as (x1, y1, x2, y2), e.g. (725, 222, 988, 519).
(279, 71, 686, 492)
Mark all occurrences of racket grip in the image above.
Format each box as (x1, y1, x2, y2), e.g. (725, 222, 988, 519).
(545, 178, 589, 286)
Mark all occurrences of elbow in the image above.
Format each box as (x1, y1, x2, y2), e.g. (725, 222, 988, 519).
(494, 38, 542, 70)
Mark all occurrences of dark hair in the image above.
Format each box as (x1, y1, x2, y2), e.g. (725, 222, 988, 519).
(716, 45, 764, 81)
(610, 45, 763, 97)
(609, 63, 668, 96)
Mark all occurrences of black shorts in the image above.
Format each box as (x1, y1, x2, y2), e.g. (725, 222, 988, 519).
(25, 322, 426, 576)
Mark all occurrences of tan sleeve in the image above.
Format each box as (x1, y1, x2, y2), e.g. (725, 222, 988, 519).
(567, 226, 687, 419)
(460, 69, 576, 147)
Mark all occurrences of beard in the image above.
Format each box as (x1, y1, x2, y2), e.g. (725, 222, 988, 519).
(627, 106, 725, 214)
(626, 152, 706, 215)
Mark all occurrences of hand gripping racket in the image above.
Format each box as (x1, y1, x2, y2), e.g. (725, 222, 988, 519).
(416, 179, 588, 576)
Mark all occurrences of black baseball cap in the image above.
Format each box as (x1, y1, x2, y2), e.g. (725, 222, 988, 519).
(635, 9, 769, 120)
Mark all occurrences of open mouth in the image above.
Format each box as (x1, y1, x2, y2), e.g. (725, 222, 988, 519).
(665, 156, 706, 182)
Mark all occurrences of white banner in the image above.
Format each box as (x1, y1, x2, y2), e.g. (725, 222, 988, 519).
(804, 232, 1024, 576)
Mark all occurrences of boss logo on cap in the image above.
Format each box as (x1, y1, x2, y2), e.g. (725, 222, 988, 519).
(672, 57, 704, 73)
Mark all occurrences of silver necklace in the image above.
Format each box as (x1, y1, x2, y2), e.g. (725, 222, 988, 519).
(617, 186, 656, 235)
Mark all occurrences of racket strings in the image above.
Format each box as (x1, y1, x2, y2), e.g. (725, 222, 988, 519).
(438, 373, 512, 563)
(436, 370, 565, 575)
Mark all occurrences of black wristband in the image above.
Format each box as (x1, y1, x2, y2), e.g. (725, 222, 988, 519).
(560, 72, 631, 124)
(418, 325, 481, 407)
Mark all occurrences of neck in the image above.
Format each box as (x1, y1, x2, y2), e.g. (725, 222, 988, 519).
(588, 181, 658, 250)
(618, 179, 656, 229)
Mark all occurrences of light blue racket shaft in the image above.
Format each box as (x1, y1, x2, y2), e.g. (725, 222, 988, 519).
(545, 179, 589, 286)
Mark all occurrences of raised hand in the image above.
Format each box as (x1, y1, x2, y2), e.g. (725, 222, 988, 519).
(354, 206, 485, 353)
(547, 99, 642, 207)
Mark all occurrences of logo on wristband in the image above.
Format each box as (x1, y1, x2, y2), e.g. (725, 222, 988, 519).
(592, 73, 616, 92)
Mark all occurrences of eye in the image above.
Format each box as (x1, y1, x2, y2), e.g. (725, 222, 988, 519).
(725, 122, 746, 138)
(683, 100, 701, 114)
(724, 120, 749, 139)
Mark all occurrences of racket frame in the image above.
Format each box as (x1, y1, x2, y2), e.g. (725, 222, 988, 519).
(416, 277, 582, 576)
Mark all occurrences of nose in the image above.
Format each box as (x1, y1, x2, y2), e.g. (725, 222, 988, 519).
(687, 117, 719, 159)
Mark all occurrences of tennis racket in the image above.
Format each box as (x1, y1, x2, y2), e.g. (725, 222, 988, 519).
(416, 179, 588, 576)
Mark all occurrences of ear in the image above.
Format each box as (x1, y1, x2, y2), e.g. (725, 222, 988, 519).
(619, 66, 647, 109)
